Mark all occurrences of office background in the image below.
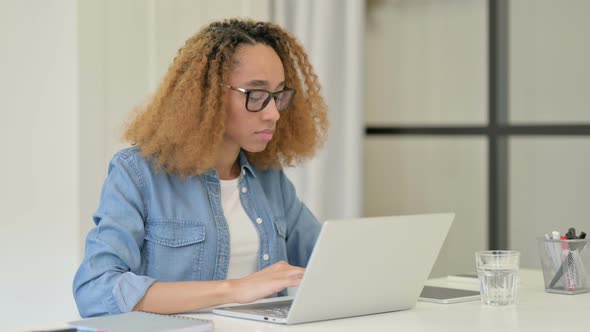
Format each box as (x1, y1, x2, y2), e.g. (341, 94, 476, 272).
(1, 0, 589, 330)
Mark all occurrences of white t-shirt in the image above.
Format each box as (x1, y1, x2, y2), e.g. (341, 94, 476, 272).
(220, 177, 260, 279)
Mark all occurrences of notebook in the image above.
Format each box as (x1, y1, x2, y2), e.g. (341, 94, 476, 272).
(69, 311, 212, 332)
(213, 213, 455, 324)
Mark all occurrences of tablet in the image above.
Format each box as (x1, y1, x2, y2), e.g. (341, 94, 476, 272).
(447, 273, 479, 284)
(418, 286, 480, 304)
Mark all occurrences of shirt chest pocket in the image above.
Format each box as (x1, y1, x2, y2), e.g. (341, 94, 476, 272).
(143, 219, 207, 281)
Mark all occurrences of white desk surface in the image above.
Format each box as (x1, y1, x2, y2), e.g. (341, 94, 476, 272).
(14, 269, 590, 332)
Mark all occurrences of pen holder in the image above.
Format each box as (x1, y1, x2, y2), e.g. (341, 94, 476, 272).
(537, 237, 590, 295)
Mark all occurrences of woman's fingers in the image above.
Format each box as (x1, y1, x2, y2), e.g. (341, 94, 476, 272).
(231, 261, 306, 304)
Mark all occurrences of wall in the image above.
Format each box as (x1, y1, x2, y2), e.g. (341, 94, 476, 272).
(508, 0, 590, 268)
(364, 0, 488, 276)
(365, 0, 590, 273)
(0, 0, 80, 329)
(0, 0, 269, 329)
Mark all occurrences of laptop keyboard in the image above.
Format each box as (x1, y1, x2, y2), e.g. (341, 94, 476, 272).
(247, 304, 291, 318)
(231, 300, 293, 318)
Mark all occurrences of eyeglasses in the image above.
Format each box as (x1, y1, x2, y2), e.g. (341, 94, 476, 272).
(221, 84, 296, 112)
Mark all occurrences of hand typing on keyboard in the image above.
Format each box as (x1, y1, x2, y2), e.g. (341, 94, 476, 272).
(229, 261, 305, 304)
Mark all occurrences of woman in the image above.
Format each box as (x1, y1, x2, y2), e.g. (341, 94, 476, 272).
(73, 18, 328, 317)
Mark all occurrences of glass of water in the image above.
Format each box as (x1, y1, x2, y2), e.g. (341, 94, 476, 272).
(475, 250, 520, 305)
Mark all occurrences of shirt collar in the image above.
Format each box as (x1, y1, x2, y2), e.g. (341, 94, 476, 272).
(203, 150, 257, 179)
(238, 150, 257, 178)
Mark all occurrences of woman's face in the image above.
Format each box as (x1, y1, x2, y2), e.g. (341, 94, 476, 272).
(223, 43, 285, 153)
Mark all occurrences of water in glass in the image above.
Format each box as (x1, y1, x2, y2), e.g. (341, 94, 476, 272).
(477, 267, 519, 305)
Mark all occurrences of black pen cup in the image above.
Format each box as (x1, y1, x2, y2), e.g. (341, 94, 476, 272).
(537, 237, 590, 295)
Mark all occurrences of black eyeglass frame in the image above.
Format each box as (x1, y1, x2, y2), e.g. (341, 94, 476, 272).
(221, 83, 296, 112)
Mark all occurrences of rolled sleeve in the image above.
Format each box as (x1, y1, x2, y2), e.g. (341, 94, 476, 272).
(73, 150, 154, 317)
(112, 272, 157, 313)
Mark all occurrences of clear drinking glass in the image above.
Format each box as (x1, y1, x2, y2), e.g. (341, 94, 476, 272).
(475, 250, 520, 305)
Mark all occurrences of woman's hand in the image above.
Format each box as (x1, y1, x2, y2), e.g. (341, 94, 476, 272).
(229, 261, 305, 304)
(133, 261, 304, 314)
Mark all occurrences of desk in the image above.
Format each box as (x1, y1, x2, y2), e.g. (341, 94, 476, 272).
(14, 270, 590, 332)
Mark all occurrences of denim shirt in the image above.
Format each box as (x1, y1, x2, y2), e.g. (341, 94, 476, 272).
(73, 147, 321, 317)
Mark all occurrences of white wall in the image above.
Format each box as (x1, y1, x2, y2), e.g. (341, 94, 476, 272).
(0, 0, 270, 330)
(0, 0, 80, 329)
(365, 0, 487, 126)
(510, 0, 590, 124)
(365, 137, 487, 277)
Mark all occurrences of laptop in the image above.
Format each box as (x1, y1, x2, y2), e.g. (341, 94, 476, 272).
(212, 213, 454, 325)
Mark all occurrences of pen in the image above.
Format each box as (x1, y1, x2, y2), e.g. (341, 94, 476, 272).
(566, 227, 577, 239)
(574, 233, 588, 287)
(561, 235, 576, 291)
(547, 231, 568, 289)
(548, 231, 565, 289)
(545, 233, 561, 270)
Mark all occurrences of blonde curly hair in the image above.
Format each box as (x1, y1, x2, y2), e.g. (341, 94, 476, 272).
(124, 18, 328, 177)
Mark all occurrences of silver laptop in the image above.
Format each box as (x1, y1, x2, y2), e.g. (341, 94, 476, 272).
(212, 213, 454, 325)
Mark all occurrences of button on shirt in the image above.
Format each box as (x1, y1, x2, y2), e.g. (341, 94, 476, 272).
(72, 147, 321, 317)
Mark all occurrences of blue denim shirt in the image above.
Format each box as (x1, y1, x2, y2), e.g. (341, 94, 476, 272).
(73, 147, 321, 317)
